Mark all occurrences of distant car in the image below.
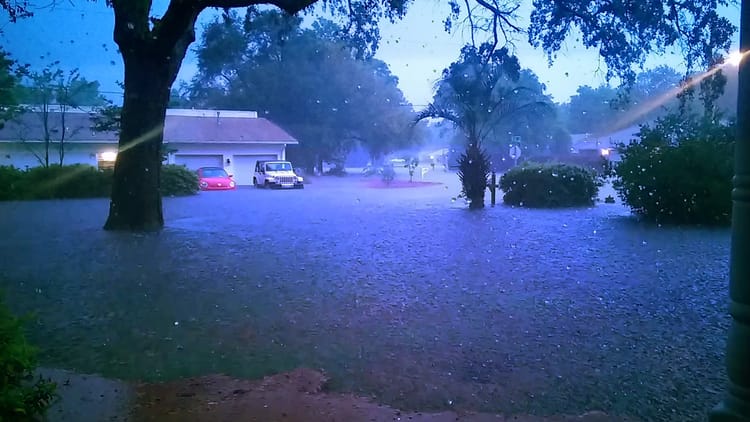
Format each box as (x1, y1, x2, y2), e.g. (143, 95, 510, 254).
(196, 167, 236, 191)
(253, 160, 304, 189)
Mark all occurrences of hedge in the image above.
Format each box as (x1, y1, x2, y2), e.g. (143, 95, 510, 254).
(500, 162, 601, 208)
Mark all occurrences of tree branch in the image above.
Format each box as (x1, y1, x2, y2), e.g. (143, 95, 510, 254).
(472, 0, 522, 33)
(464, 0, 476, 47)
(201, 0, 317, 14)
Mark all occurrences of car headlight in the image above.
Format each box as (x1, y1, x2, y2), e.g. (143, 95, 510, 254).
(297, 176, 304, 182)
(200, 181, 208, 188)
(266, 176, 276, 181)
(229, 181, 236, 187)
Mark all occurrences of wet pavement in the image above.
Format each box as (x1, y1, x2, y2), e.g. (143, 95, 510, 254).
(0, 171, 731, 421)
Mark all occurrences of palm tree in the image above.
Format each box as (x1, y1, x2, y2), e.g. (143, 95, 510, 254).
(416, 44, 550, 209)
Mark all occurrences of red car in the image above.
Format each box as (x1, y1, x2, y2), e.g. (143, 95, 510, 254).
(196, 167, 236, 190)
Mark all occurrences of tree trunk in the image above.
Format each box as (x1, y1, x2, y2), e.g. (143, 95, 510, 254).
(103, 52, 174, 231)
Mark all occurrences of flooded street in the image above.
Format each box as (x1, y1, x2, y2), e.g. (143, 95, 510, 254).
(0, 171, 731, 421)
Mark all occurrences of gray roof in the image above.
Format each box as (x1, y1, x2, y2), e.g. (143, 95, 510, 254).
(0, 108, 297, 144)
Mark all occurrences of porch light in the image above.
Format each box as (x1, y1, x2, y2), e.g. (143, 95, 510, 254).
(100, 151, 117, 162)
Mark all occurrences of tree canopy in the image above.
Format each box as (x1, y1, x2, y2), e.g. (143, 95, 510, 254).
(190, 9, 418, 169)
(418, 44, 553, 150)
(0, 48, 21, 128)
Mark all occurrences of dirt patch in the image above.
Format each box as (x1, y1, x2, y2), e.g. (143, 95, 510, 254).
(364, 180, 443, 189)
(131, 368, 635, 422)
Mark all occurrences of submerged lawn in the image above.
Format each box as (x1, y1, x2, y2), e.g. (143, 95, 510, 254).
(0, 174, 731, 421)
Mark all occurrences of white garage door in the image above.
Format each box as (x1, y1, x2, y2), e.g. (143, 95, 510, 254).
(232, 154, 278, 185)
(174, 154, 223, 170)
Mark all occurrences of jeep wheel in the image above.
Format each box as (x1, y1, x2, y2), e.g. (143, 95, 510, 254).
(253, 177, 259, 188)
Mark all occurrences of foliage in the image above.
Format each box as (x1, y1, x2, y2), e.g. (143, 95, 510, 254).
(13, 63, 107, 167)
(500, 163, 600, 208)
(0, 48, 23, 129)
(16, 65, 106, 107)
(457, 144, 491, 209)
(160, 164, 199, 197)
(0, 164, 199, 200)
(0, 293, 57, 421)
(418, 43, 552, 208)
(324, 165, 347, 177)
(0, 1, 33, 23)
(406, 157, 419, 182)
(0, 165, 24, 200)
(14, 165, 112, 200)
(561, 66, 685, 135)
(529, 0, 735, 85)
(613, 114, 734, 225)
(190, 10, 417, 171)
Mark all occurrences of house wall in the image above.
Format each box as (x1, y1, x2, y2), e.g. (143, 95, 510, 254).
(167, 142, 287, 185)
(0, 142, 117, 169)
(0, 141, 290, 186)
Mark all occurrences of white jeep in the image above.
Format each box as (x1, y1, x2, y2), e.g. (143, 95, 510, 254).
(253, 160, 304, 189)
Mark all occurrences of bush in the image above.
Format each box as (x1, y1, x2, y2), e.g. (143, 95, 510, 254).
(500, 162, 600, 208)
(0, 294, 57, 421)
(16, 165, 112, 200)
(324, 166, 347, 177)
(614, 115, 734, 225)
(0, 166, 25, 200)
(161, 164, 199, 196)
(0, 164, 200, 200)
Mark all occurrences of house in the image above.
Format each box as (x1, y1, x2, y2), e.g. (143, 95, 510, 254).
(569, 125, 641, 163)
(0, 107, 298, 186)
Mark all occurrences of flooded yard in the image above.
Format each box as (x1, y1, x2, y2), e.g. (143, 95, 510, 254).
(0, 172, 731, 421)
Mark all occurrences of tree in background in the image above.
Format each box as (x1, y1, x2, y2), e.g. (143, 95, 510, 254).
(189, 10, 417, 172)
(417, 44, 551, 208)
(0, 48, 23, 129)
(482, 69, 562, 157)
(14, 63, 106, 166)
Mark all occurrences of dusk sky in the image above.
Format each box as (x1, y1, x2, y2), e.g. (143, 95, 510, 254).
(0, 1, 741, 106)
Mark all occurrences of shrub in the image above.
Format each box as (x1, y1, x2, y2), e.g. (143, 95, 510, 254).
(324, 166, 347, 177)
(16, 165, 112, 200)
(0, 294, 57, 421)
(0, 166, 25, 200)
(458, 144, 491, 209)
(500, 162, 600, 208)
(161, 164, 199, 196)
(614, 115, 734, 225)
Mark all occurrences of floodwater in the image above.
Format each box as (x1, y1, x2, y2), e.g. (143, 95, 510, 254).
(0, 170, 731, 421)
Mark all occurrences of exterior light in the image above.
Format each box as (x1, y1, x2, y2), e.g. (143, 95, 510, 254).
(600, 148, 610, 157)
(100, 151, 117, 162)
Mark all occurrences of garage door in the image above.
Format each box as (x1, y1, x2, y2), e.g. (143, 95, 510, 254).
(232, 154, 278, 185)
(174, 154, 223, 170)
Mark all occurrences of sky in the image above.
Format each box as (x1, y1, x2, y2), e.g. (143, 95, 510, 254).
(0, 1, 741, 106)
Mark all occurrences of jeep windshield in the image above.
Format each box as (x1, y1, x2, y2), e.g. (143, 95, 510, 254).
(265, 162, 293, 171)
